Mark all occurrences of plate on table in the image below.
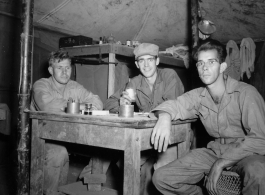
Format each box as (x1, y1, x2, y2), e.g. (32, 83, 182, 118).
(91, 110, 110, 116)
(81, 110, 110, 116)
(134, 112, 149, 117)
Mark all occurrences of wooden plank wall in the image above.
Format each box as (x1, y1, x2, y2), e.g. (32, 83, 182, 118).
(250, 41, 265, 100)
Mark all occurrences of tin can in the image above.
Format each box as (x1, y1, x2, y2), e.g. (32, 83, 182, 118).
(99, 37, 103, 44)
(67, 101, 80, 114)
(85, 103, 92, 112)
(118, 105, 134, 118)
(126, 40, 131, 47)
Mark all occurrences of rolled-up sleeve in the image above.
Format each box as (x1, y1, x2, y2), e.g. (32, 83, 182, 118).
(151, 88, 201, 120)
(31, 80, 67, 112)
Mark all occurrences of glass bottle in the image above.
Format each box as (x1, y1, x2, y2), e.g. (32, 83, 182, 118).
(125, 81, 136, 102)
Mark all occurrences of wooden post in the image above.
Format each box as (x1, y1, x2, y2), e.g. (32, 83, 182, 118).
(190, 0, 200, 149)
(177, 124, 192, 158)
(108, 53, 116, 97)
(30, 119, 45, 195)
(191, 0, 199, 48)
(87, 157, 104, 191)
(124, 129, 141, 195)
(17, 0, 34, 194)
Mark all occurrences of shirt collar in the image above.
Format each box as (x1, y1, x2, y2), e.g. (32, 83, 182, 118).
(49, 76, 73, 95)
(136, 69, 162, 90)
(49, 77, 59, 93)
(199, 74, 239, 98)
(199, 74, 238, 112)
(224, 74, 240, 94)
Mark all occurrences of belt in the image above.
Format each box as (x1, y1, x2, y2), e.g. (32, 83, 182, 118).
(216, 137, 244, 144)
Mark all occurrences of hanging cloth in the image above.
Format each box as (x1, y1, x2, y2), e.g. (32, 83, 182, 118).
(224, 40, 241, 81)
(240, 37, 256, 79)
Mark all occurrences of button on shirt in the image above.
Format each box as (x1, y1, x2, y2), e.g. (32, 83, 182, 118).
(30, 77, 103, 112)
(152, 75, 265, 161)
(104, 68, 184, 113)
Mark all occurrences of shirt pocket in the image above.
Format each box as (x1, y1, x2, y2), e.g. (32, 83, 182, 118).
(198, 106, 210, 120)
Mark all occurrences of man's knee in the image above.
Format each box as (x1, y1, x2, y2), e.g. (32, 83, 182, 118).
(244, 156, 265, 183)
(155, 145, 177, 170)
(46, 144, 69, 167)
(56, 146, 68, 160)
(152, 167, 167, 189)
(55, 146, 69, 166)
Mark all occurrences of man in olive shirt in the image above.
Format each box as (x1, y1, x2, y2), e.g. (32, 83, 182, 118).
(104, 43, 184, 114)
(104, 43, 184, 195)
(31, 50, 103, 195)
(151, 39, 265, 195)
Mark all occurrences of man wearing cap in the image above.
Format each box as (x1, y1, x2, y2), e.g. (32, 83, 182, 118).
(104, 43, 184, 195)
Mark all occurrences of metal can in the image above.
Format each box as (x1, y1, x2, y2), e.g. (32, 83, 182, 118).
(126, 40, 131, 47)
(85, 103, 92, 112)
(67, 101, 80, 114)
(118, 105, 134, 118)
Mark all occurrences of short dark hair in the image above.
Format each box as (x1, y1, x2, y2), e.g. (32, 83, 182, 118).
(48, 50, 71, 66)
(193, 39, 227, 63)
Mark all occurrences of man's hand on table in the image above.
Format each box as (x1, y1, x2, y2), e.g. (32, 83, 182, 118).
(151, 111, 172, 153)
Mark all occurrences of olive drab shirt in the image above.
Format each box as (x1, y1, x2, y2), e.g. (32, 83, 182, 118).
(152, 75, 265, 161)
(30, 77, 103, 112)
(104, 68, 184, 113)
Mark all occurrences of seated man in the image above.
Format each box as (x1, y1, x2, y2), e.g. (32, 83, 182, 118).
(30, 50, 103, 195)
(151, 39, 265, 195)
(104, 43, 184, 194)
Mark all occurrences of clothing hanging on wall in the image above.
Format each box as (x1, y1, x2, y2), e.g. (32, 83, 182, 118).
(240, 37, 256, 79)
(225, 40, 241, 81)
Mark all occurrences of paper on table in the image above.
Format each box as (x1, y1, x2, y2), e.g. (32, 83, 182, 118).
(134, 112, 149, 117)
(91, 110, 110, 116)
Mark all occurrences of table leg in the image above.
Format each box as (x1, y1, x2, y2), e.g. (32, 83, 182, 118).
(177, 124, 191, 158)
(88, 157, 103, 191)
(124, 129, 141, 195)
(30, 119, 45, 195)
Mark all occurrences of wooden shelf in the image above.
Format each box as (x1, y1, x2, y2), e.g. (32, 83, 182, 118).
(63, 43, 186, 98)
(63, 43, 185, 68)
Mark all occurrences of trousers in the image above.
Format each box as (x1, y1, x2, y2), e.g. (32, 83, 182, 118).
(140, 145, 178, 195)
(152, 148, 265, 195)
(44, 143, 69, 194)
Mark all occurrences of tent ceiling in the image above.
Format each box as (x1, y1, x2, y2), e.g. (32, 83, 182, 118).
(33, 0, 265, 49)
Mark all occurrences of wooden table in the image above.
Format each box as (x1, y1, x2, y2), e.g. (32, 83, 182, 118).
(30, 111, 193, 195)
